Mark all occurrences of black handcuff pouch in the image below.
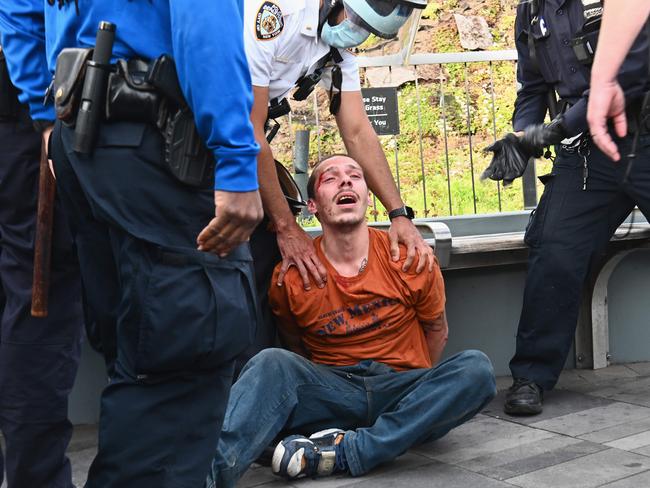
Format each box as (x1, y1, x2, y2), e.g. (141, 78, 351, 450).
(53, 48, 93, 124)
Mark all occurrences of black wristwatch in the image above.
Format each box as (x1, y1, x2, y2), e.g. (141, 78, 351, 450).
(388, 205, 415, 221)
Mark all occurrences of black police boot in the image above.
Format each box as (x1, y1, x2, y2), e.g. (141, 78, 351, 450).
(504, 378, 543, 416)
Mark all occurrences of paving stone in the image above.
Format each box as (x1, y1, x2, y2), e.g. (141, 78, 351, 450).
(458, 437, 605, 481)
(586, 376, 650, 408)
(506, 448, 650, 488)
(600, 470, 650, 487)
(414, 415, 555, 464)
(343, 461, 515, 488)
(282, 452, 434, 488)
(580, 417, 650, 444)
(70, 446, 96, 488)
(238, 464, 281, 487)
(530, 403, 650, 437)
(606, 430, 650, 451)
(620, 362, 650, 376)
(495, 375, 513, 392)
(483, 389, 614, 426)
(575, 366, 639, 383)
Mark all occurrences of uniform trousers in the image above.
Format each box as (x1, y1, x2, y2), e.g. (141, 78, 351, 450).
(208, 348, 496, 487)
(510, 134, 650, 390)
(0, 113, 83, 488)
(50, 120, 258, 488)
(234, 221, 281, 377)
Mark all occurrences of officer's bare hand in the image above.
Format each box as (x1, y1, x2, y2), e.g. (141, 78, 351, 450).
(587, 80, 627, 162)
(197, 190, 263, 257)
(389, 216, 434, 273)
(275, 222, 327, 290)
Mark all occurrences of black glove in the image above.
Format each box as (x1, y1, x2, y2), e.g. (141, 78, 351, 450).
(481, 133, 536, 186)
(518, 117, 568, 155)
(482, 117, 568, 186)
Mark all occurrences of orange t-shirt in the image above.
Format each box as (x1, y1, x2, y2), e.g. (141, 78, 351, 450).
(269, 228, 446, 371)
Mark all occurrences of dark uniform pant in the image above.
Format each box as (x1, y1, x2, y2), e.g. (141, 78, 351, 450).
(510, 134, 650, 391)
(0, 113, 83, 488)
(50, 120, 257, 488)
(234, 222, 281, 376)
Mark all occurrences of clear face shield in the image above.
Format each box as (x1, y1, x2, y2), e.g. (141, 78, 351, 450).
(320, 3, 372, 49)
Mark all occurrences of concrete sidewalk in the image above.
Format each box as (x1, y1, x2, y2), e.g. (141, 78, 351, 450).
(9, 363, 650, 487)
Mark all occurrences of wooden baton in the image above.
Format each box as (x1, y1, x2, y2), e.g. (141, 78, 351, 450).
(31, 135, 56, 318)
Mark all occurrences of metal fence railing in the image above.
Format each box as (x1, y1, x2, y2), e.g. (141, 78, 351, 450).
(280, 50, 545, 221)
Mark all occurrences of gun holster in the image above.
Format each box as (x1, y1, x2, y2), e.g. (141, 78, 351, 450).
(0, 50, 22, 120)
(163, 109, 213, 188)
(106, 59, 168, 128)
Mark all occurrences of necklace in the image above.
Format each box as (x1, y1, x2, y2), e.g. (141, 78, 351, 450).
(358, 258, 368, 274)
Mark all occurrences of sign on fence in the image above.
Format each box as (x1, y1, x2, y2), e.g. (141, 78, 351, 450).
(361, 87, 399, 136)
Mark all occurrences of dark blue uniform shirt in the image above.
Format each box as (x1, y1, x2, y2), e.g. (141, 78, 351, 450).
(0, 0, 260, 192)
(513, 0, 650, 135)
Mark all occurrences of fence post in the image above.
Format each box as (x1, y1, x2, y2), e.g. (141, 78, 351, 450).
(293, 129, 310, 218)
(522, 162, 537, 209)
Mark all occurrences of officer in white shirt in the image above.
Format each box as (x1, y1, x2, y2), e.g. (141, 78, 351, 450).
(240, 0, 431, 369)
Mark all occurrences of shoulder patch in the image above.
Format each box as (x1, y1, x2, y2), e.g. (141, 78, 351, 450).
(256, 1, 284, 40)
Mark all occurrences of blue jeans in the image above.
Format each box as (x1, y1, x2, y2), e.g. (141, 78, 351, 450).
(208, 348, 496, 486)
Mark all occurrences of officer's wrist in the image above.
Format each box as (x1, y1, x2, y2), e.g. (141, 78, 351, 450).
(33, 119, 54, 133)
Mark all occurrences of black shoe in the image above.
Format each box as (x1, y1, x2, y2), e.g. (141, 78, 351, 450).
(504, 378, 543, 416)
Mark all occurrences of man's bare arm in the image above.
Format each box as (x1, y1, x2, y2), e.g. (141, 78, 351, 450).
(420, 311, 449, 365)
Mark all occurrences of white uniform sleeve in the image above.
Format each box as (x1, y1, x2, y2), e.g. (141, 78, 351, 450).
(319, 49, 361, 92)
(243, 2, 278, 88)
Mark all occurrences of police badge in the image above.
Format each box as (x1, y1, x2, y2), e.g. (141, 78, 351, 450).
(256, 1, 284, 40)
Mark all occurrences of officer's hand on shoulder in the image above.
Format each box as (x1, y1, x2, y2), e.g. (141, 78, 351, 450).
(196, 190, 263, 257)
(275, 222, 327, 291)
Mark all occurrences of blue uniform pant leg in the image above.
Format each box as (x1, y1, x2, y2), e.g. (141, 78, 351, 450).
(620, 134, 650, 225)
(209, 348, 367, 488)
(51, 121, 254, 488)
(0, 115, 83, 488)
(510, 145, 635, 390)
(234, 222, 282, 378)
(342, 350, 496, 477)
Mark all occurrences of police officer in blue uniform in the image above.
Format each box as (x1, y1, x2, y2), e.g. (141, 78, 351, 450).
(0, 1, 263, 486)
(482, 0, 650, 415)
(0, 46, 83, 488)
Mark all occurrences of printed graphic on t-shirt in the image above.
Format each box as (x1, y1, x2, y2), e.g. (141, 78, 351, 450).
(315, 298, 400, 336)
(256, 1, 284, 40)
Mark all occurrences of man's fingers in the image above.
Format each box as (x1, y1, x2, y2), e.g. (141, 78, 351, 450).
(276, 262, 290, 287)
(302, 257, 326, 288)
(401, 244, 417, 272)
(295, 261, 312, 291)
(427, 250, 435, 272)
(612, 112, 628, 139)
(389, 236, 400, 262)
(414, 248, 426, 274)
(592, 132, 620, 162)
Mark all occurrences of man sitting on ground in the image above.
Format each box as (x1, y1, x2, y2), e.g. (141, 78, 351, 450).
(207, 155, 496, 487)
